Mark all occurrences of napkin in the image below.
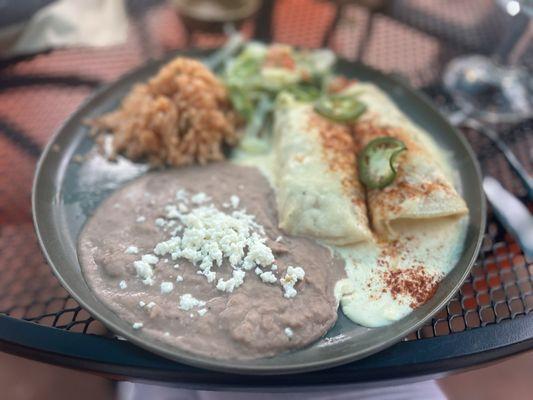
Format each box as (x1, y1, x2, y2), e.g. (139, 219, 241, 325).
(3, 0, 128, 57)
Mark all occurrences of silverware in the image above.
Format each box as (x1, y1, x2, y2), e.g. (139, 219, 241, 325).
(483, 176, 533, 259)
(447, 109, 532, 258)
(449, 110, 533, 199)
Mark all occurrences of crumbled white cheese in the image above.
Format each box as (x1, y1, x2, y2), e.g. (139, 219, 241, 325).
(177, 205, 254, 271)
(242, 235, 275, 270)
(191, 192, 210, 204)
(153, 242, 169, 256)
(164, 332, 170, 336)
(271, 264, 278, 271)
(139, 301, 146, 308)
(133, 260, 154, 285)
(119, 280, 127, 289)
(155, 218, 166, 227)
(154, 237, 181, 256)
(234, 269, 245, 284)
(216, 269, 246, 293)
(175, 189, 189, 202)
(275, 236, 283, 242)
(132, 322, 143, 330)
(125, 246, 139, 254)
(165, 205, 180, 219)
(260, 271, 277, 284)
(179, 294, 206, 311)
(231, 210, 264, 234)
(197, 269, 216, 283)
(136, 216, 146, 223)
(230, 195, 240, 208)
(181, 205, 268, 267)
(281, 266, 305, 298)
(149, 193, 286, 296)
(146, 302, 156, 309)
(216, 279, 234, 292)
(160, 281, 174, 294)
(233, 269, 246, 286)
(283, 285, 297, 298)
(175, 275, 184, 282)
(222, 202, 230, 208)
(291, 266, 305, 279)
(141, 254, 159, 265)
(284, 327, 293, 338)
(143, 277, 154, 286)
(206, 271, 216, 282)
(197, 308, 208, 316)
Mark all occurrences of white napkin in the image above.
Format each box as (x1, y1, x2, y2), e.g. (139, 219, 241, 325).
(118, 380, 447, 400)
(4, 0, 128, 57)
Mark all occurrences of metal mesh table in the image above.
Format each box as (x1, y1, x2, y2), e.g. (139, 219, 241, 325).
(0, 0, 531, 387)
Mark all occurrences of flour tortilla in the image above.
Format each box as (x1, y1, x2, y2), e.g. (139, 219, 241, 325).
(345, 83, 468, 238)
(273, 93, 372, 245)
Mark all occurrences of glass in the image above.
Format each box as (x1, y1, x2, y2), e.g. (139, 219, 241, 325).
(443, 0, 532, 125)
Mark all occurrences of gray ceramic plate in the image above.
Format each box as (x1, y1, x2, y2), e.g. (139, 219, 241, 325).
(33, 50, 485, 375)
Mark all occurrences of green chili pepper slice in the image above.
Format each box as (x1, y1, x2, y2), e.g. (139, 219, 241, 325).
(286, 84, 321, 102)
(358, 137, 407, 189)
(314, 94, 367, 122)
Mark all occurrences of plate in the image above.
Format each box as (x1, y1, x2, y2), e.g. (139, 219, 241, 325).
(32, 49, 485, 375)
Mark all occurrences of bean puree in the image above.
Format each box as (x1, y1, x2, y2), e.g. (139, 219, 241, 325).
(78, 163, 345, 359)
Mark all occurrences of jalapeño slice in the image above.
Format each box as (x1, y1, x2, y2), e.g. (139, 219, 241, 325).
(314, 94, 366, 122)
(358, 137, 407, 189)
(286, 84, 321, 102)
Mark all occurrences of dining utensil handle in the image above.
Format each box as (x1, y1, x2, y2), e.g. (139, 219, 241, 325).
(448, 110, 533, 199)
(483, 176, 533, 259)
(490, 131, 533, 198)
(465, 117, 533, 199)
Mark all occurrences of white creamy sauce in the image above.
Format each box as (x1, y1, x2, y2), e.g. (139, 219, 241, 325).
(334, 215, 468, 327)
(232, 147, 276, 186)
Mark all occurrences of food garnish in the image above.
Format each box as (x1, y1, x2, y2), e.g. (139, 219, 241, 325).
(314, 94, 367, 122)
(358, 137, 406, 189)
(224, 43, 334, 121)
(285, 84, 321, 102)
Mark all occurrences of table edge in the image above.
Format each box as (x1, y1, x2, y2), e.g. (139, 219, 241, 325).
(0, 314, 531, 388)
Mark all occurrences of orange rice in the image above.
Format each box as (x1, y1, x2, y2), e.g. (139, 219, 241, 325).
(88, 57, 240, 166)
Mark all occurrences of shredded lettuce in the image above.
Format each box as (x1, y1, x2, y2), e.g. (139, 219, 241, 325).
(223, 43, 336, 123)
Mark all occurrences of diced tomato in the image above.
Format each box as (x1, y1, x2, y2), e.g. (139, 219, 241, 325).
(327, 76, 358, 93)
(263, 45, 296, 70)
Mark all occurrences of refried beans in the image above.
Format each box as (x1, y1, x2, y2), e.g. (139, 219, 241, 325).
(78, 163, 345, 359)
